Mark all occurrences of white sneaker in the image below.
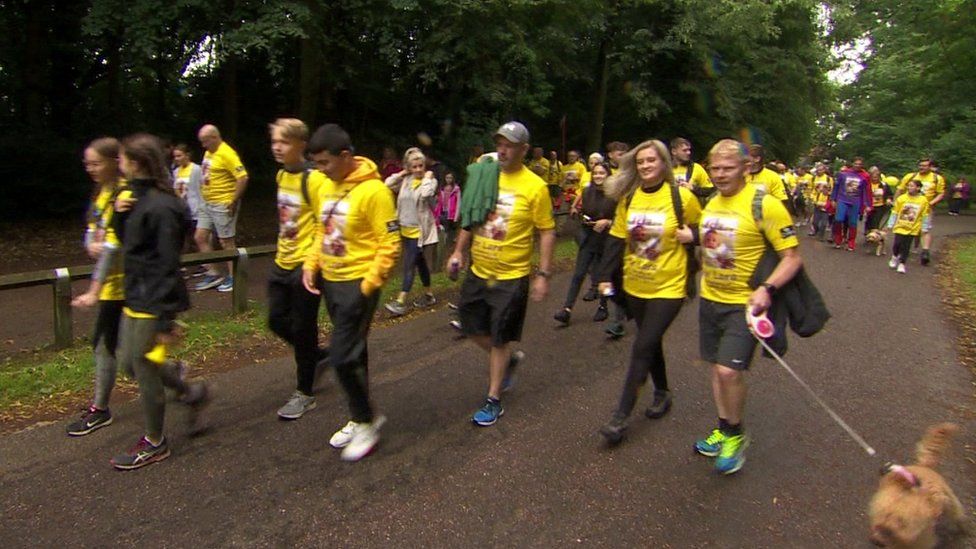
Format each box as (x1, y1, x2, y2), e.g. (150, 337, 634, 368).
(340, 415, 386, 462)
(888, 256, 898, 269)
(329, 420, 361, 448)
(897, 263, 907, 274)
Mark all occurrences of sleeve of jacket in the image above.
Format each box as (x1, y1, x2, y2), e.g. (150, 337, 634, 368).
(152, 203, 189, 331)
(361, 185, 401, 296)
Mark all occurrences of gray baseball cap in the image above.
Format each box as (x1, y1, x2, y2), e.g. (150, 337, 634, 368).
(494, 121, 530, 144)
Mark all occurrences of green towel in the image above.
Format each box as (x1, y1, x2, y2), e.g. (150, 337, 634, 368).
(460, 156, 500, 229)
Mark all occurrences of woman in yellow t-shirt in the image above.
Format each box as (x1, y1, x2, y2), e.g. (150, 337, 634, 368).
(596, 140, 701, 444)
(66, 137, 127, 437)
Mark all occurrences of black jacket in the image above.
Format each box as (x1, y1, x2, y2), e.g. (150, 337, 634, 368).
(116, 179, 191, 331)
(748, 248, 830, 356)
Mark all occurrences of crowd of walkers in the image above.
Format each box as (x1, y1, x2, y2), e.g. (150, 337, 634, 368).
(67, 118, 961, 474)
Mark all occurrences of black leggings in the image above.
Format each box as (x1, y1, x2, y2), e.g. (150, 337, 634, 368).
(892, 234, 914, 264)
(268, 264, 323, 395)
(615, 296, 684, 417)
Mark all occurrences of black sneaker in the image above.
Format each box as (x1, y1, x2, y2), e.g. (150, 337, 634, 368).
(110, 436, 170, 470)
(553, 308, 571, 325)
(644, 390, 672, 419)
(605, 322, 625, 339)
(66, 406, 113, 436)
(581, 287, 598, 302)
(920, 249, 931, 266)
(600, 414, 627, 444)
(593, 305, 609, 322)
(182, 382, 211, 436)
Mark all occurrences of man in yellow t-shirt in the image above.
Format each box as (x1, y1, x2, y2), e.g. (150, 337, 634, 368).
(671, 137, 714, 204)
(194, 124, 249, 292)
(267, 118, 330, 421)
(303, 123, 400, 462)
(694, 139, 803, 476)
(606, 141, 629, 172)
(561, 150, 587, 186)
(793, 165, 813, 224)
(527, 146, 550, 179)
(448, 121, 555, 427)
(744, 144, 788, 203)
(897, 158, 945, 265)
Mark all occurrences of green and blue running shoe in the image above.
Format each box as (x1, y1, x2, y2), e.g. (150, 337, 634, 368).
(714, 433, 750, 475)
(694, 428, 727, 457)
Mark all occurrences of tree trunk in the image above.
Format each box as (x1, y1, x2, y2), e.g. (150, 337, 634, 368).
(586, 36, 612, 154)
(223, 55, 239, 141)
(298, 37, 321, 123)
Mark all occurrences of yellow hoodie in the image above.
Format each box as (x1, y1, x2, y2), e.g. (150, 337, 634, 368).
(304, 157, 400, 295)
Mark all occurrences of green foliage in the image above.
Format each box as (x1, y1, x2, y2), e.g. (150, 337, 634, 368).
(833, 0, 976, 180)
(0, 0, 839, 219)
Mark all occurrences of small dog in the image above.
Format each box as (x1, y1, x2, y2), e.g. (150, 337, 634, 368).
(866, 229, 886, 257)
(868, 423, 969, 548)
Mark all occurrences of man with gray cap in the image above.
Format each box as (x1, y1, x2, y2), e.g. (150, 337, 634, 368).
(447, 121, 556, 426)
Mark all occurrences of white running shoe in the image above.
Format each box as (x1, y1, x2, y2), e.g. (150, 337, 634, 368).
(897, 263, 907, 274)
(888, 256, 898, 269)
(340, 415, 386, 462)
(330, 420, 361, 448)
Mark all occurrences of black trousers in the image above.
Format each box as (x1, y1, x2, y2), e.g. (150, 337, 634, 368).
(268, 264, 323, 395)
(865, 205, 890, 232)
(322, 278, 379, 423)
(892, 234, 914, 264)
(615, 296, 684, 417)
(564, 230, 602, 308)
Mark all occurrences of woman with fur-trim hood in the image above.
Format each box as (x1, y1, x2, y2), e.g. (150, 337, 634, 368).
(595, 139, 701, 445)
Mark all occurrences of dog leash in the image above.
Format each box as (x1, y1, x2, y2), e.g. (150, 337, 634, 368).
(752, 332, 878, 457)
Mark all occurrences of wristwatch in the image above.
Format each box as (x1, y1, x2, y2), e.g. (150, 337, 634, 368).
(759, 282, 777, 295)
(535, 269, 552, 279)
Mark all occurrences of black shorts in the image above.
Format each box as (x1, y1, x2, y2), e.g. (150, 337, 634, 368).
(699, 298, 757, 371)
(458, 272, 530, 346)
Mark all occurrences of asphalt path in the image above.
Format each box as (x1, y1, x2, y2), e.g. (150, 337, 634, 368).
(2, 214, 975, 547)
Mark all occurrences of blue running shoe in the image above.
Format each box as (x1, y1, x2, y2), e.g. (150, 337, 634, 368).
(216, 276, 234, 292)
(694, 428, 727, 457)
(472, 398, 504, 426)
(714, 433, 750, 475)
(501, 350, 525, 393)
(193, 274, 224, 291)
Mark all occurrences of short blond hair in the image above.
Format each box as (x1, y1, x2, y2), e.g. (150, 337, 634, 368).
(708, 139, 748, 164)
(269, 118, 309, 141)
(402, 146, 426, 167)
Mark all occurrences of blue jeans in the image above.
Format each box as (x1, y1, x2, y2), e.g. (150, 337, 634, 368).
(401, 237, 431, 293)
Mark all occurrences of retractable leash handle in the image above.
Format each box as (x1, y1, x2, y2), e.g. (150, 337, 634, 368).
(746, 307, 878, 458)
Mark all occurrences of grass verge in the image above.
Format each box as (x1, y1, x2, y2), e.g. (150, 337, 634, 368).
(0, 237, 580, 426)
(936, 236, 976, 376)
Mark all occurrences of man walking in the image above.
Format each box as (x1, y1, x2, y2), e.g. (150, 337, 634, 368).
(695, 139, 802, 474)
(194, 124, 248, 292)
(447, 121, 555, 426)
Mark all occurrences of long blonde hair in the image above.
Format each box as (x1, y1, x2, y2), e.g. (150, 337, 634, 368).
(604, 139, 675, 201)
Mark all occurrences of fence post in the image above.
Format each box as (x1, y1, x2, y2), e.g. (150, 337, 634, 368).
(232, 247, 249, 314)
(53, 268, 73, 348)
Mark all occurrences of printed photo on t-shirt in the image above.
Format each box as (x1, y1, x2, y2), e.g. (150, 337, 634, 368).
(627, 211, 665, 261)
(898, 202, 921, 224)
(478, 192, 515, 241)
(277, 192, 302, 240)
(319, 199, 349, 257)
(201, 158, 211, 186)
(701, 215, 738, 269)
(843, 174, 859, 197)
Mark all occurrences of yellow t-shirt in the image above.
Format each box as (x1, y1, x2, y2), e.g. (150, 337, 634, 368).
(305, 157, 400, 293)
(561, 161, 587, 184)
(471, 166, 555, 280)
(275, 169, 326, 270)
(201, 141, 247, 204)
(812, 174, 833, 205)
(795, 173, 814, 200)
(527, 157, 550, 180)
(700, 185, 799, 305)
(745, 167, 788, 201)
(609, 185, 702, 299)
(88, 180, 128, 301)
(890, 194, 930, 236)
(399, 178, 423, 239)
(674, 162, 713, 192)
(898, 172, 945, 204)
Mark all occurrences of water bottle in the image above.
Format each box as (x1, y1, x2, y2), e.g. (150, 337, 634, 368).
(448, 258, 461, 281)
